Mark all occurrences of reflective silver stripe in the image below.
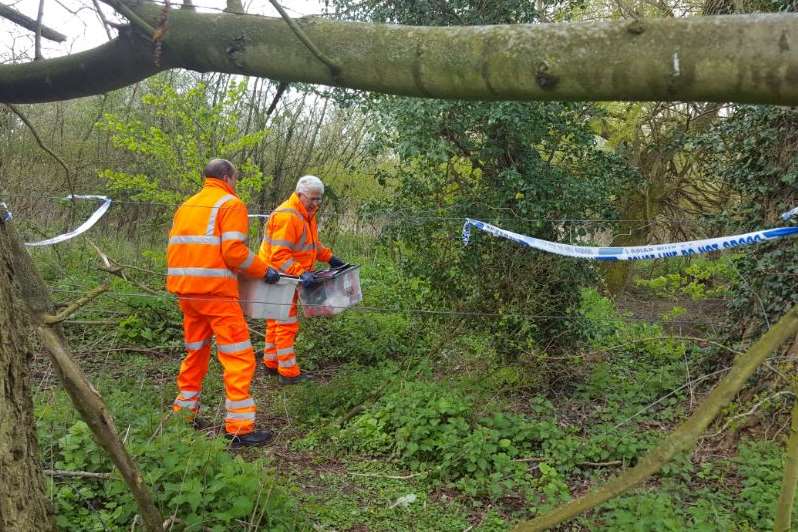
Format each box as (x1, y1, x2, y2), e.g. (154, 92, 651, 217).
(226, 398, 255, 409)
(276, 347, 294, 356)
(169, 235, 220, 245)
(167, 267, 235, 279)
(178, 390, 200, 399)
(206, 194, 236, 235)
(221, 231, 247, 242)
(239, 252, 255, 270)
(225, 411, 256, 421)
(264, 343, 275, 350)
(264, 353, 277, 361)
(278, 359, 297, 368)
(274, 208, 304, 221)
(217, 339, 252, 353)
(174, 399, 198, 409)
(222, 231, 247, 242)
(265, 237, 314, 252)
(277, 258, 295, 272)
(266, 238, 298, 249)
(278, 316, 298, 324)
(184, 338, 210, 351)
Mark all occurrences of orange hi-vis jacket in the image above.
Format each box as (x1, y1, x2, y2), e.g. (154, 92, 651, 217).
(167, 179, 267, 297)
(258, 192, 333, 275)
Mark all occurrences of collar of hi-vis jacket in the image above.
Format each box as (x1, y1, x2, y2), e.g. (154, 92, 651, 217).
(286, 192, 317, 222)
(203, 178, 238, 197)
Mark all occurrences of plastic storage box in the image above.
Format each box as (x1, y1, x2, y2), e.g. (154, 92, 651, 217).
(238, 275, 299, 320)
(299, 264, 362, 317)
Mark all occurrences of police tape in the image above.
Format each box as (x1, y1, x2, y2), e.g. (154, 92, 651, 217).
(24, 195, 112, 247)
(462, 218, 798, 261)
(0, 202, 11, 222)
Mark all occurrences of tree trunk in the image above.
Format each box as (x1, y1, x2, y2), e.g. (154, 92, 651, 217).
(0, 216, 55, 530)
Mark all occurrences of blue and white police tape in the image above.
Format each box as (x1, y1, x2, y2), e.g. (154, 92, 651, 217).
(462, 218, 798, 261)
(25, 195, 112, 247)
(0, 202, 11, 222)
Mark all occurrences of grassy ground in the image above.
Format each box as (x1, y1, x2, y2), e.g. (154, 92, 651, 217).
(26, 236, 798, 530)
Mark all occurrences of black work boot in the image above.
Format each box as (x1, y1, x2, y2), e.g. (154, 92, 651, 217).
(278, 373, 311, 385)
(226, 430, 274, 448)
(261, 364, 278, 376)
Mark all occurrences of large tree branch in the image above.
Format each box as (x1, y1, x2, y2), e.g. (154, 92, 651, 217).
(0, 3, 67, 42)
(0, 8, 796, 105)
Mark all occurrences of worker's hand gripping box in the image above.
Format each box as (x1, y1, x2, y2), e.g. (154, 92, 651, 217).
(299, 264, 362, 317)
(238, 275, 299, 320)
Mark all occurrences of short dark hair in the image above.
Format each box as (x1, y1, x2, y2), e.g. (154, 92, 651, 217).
(203, 159, 237, 180)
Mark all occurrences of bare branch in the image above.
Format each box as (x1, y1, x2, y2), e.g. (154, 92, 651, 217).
(44, 469, 113, 480)
(34, 0, 44, 60)
(4, 103, 74, 194)
(0, 2, 67, 42)
(43, 283, 110, 324)
(268, 0, 340, 78)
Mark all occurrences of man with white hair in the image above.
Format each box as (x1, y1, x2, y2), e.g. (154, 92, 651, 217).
(257, 175, 345, 384)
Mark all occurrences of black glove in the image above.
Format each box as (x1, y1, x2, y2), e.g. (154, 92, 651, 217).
(264, 267, 280, 284)
(300, 271, 321, 289)
(329, 256, 346, 269)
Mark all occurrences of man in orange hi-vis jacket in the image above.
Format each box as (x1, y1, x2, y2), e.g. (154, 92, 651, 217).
(258, 175, 346, 384)
(167, 158, 280, 447)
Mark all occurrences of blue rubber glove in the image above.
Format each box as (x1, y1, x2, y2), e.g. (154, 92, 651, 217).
(300, 271, 320, 289)
(329, 256, 346, 269)
(264, 267, 280, 284)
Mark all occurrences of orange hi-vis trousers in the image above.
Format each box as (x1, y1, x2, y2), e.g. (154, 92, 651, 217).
(173, 297, 257, 435)
(263, 293, 300, 377)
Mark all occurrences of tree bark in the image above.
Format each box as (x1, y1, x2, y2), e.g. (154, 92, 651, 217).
(0, 8, 796, 105)
(0, 205, 164, 531)
(0, 211, 55, 530)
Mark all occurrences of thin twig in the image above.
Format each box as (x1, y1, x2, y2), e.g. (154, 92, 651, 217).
(5, 103, 74, 195)
(267, 0, 340, 78)
(98, 0, 156, 36)
(704, 390, 795, 439)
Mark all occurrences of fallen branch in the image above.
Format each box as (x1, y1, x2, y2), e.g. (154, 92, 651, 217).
(776, 385, 798, 532)
(349, 471, 424, 480)
(89, 241, 163, 296)
(44, 283, 110, 324)
(515, 305, 798, 532)
(37, 326, 164, 531)
(44, 469, 112, 480)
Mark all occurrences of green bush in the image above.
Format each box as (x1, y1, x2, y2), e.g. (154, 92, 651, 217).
(37, 388, 301, 530)
(634, 255, 738, 301)
(297, 261, 434, 367)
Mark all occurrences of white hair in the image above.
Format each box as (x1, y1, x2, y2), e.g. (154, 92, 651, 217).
(296, 175, 324, 195)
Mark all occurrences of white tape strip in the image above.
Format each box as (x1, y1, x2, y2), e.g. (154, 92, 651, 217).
(462, 218, 798, 261)
(781, 206, 798, 221)
(24, 195, 112, 247)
